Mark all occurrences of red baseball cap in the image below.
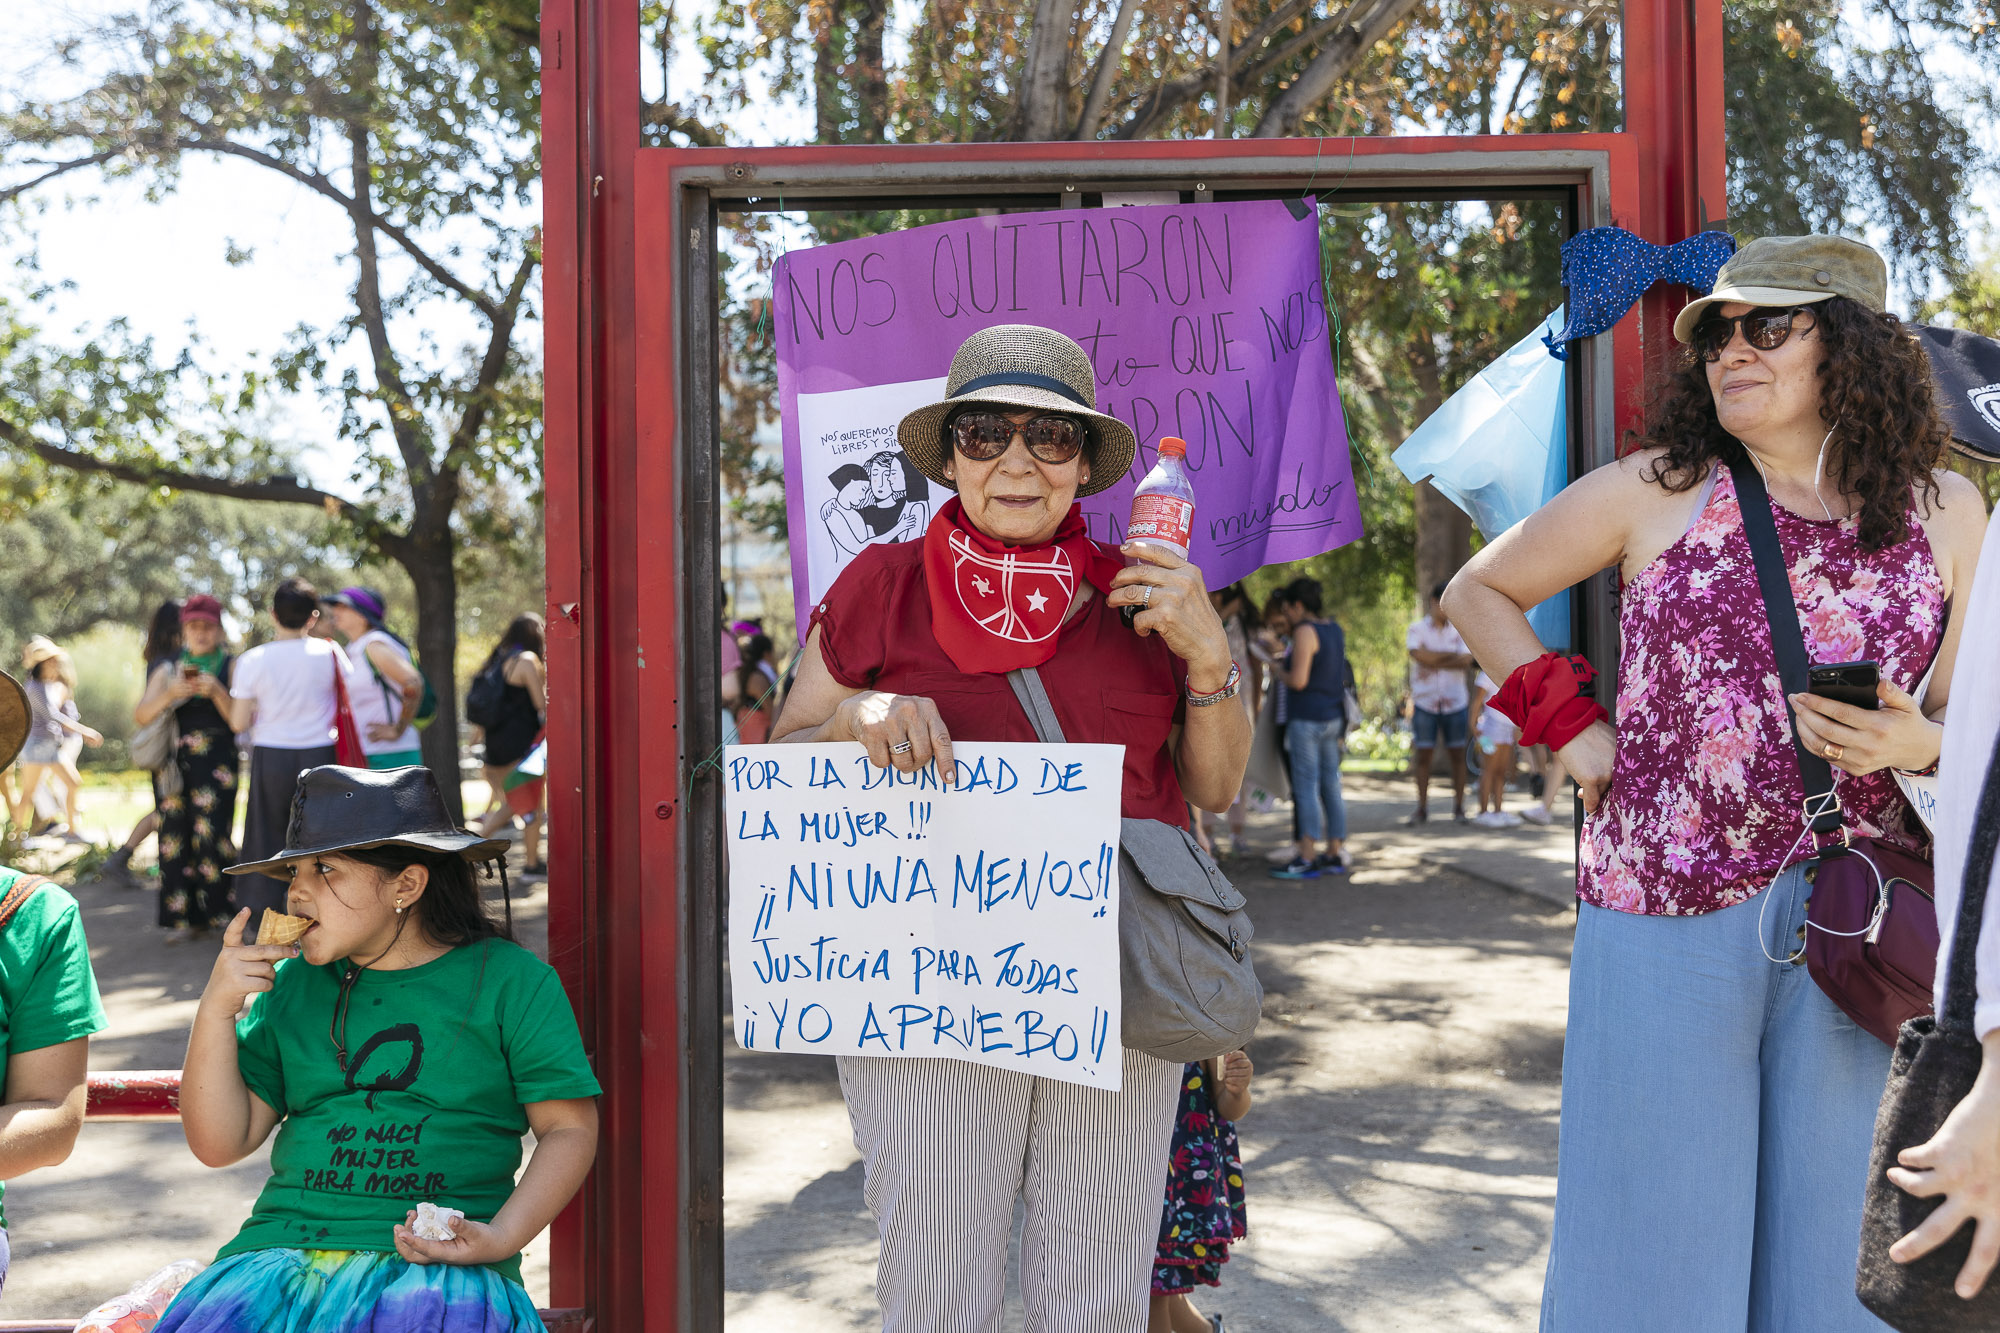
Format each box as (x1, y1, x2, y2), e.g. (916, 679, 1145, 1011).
(181, 594, 224, 625)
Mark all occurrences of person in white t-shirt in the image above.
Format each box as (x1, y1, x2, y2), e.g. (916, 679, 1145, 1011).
(320, 586, 425, 770)
(1468, 671, 1521, 827)
(1406, 581, 1474, 824)
(225, 576, 354, 934)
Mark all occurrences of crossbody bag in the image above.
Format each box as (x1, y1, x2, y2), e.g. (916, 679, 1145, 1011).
(1005, 666, 1263, 1063)
(1734, 459, 1938, 1046)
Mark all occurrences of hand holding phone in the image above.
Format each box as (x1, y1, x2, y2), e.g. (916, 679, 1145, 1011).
(1808, 660, 1880, 711)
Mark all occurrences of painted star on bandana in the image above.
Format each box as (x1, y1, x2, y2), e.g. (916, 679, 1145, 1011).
(1025, 589, 1048, 613)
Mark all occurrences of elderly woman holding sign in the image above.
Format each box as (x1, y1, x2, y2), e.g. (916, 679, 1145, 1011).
(774, 323, 1252, 1330)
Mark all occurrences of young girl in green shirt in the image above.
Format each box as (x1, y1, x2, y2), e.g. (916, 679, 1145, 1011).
(161, 764, 599, 1331)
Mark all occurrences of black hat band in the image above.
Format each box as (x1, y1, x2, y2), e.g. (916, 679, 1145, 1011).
(949, 372, 1091, 408)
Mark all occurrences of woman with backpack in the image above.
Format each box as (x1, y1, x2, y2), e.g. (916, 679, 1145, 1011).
(468, 614, 546, 873)
(226, 577, 355, 938)
(320, 587, 427, 770)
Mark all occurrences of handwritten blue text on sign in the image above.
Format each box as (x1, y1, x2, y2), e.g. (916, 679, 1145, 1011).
(724, 742, 1125, 1089)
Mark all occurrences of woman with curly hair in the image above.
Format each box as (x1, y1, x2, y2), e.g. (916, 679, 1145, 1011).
(1446, 236, 1989, 1329)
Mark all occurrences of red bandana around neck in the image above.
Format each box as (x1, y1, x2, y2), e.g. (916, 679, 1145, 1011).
(921, 498, 1122, 674)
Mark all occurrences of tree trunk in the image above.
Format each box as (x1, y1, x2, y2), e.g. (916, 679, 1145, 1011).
(813, 0, 846, 145)
(1415, 480, 1471, 605)
(1251, 0, 1424, 137)
(852, 0, 890, 142)
(404, 523, 464, 822)
(1016, 0, 1073, 140)
(1404, 334, 1469, 602)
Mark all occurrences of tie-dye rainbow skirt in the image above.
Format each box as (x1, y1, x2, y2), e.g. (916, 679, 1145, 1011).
(154, 1248, 542, 1333)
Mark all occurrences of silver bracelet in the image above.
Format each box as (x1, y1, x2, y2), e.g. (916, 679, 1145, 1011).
(1186, 662, 1242, 707)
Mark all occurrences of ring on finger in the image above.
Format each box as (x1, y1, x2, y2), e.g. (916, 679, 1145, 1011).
(1825, 742, 1845, 762)
(1137, 584, 1152, 606)
(890, 740, 914, 755)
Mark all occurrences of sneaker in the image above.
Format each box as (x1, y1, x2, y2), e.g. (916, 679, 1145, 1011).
(1473, 811, 1505, 828)
(1270, 858, 1321, 880)
(1521, 804, 1554, 826)
(1493, 811, 1523, 828)
(1453, 808, 1470, 824)
(1400, 809, 1428, 827)
(95, 846, 136, 887)
(1315, 855, 1348, 875)
(1265, 844, 1299, 865)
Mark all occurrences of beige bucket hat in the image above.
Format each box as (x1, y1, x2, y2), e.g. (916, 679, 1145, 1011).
(1673, 235, 1889, 343)
(895, 324, 1137, 499)
(19, 635, 62, 674)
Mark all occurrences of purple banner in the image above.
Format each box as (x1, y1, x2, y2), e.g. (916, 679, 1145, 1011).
(775, 198, 1360, 632)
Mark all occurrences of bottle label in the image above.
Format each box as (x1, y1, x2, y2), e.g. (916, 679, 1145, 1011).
(1127, 494, 1194, 548)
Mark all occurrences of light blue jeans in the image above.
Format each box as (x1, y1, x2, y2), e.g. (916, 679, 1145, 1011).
(1541, 863, 1891, 1331)
(1284, 717, 1347, 843)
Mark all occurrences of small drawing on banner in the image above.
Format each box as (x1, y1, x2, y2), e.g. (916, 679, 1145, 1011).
(822, 448, 932, 559)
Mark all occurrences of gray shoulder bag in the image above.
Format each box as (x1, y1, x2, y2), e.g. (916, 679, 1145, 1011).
(1007, 667, 1263, 1063)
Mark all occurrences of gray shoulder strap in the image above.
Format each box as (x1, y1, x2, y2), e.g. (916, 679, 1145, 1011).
(1006, 667, 1069, 744)
(1682, 467, 1722, 538)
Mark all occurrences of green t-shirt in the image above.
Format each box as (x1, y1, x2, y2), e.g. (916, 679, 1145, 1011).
(223, 937, 600, 1282)
(0, 867, 108, 1228)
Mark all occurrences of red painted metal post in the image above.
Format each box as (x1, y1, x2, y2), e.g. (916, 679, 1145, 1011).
(537, 0, 595, 1313)
(541, 0, 654, 1324)
(1623, 0, 1729, 413)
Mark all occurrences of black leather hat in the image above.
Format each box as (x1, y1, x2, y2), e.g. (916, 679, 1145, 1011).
(225, 764, 509, 877)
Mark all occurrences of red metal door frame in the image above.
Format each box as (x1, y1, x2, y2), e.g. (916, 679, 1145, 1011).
(542, 4, 1720, 1325)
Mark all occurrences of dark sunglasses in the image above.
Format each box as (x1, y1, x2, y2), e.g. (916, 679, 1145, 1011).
(1691, 305, 1816, 362)
(947, 410, 1087, 465)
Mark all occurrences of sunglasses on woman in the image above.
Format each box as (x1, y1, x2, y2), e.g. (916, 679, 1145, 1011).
(1690, 306, 1816, 363)
(948, 410, 1087, 464)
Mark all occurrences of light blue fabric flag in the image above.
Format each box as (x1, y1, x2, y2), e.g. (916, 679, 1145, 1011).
(1392, 307, 1572, 650)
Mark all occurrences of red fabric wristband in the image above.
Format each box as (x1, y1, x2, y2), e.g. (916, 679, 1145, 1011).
(1490, 652, 1608, 750)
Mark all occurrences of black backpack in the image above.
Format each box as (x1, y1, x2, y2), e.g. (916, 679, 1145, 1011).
(465, 653, 512, 729)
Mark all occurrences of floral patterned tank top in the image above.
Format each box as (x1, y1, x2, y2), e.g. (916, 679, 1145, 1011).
(1578, 468, 1943, 916)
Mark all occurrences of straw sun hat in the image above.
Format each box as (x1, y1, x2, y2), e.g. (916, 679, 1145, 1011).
(19, 635, 62, 674)
(895, 325, 1137, 499)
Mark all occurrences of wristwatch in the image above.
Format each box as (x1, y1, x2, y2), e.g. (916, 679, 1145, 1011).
(1186, 662, 1242, 708)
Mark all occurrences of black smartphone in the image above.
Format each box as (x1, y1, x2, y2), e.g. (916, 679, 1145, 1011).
(1808, 660, 1880, 710)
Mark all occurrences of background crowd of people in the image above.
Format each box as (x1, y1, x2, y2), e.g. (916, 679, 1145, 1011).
(1, 579, 549, 944)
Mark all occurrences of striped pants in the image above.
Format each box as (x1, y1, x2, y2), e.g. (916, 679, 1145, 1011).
(837, 1049, 1181, 1333)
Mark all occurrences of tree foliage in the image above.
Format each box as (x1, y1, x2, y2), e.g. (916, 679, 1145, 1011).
(0, 0, 545, 808)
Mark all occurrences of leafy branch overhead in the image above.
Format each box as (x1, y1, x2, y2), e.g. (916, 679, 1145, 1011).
(0, 0, 548, 811)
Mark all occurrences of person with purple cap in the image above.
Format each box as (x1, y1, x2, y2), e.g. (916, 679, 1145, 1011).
(131, 593, 241, 942)
(320, 586, 425, 771)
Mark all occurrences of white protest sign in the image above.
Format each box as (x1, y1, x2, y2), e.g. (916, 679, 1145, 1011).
(724, 742, 1125, 1089)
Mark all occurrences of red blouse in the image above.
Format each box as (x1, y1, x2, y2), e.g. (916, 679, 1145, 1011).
(809, 540, 1191, 826)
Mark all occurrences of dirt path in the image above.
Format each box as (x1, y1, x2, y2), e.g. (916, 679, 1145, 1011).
(725, 797, 1578, 1331)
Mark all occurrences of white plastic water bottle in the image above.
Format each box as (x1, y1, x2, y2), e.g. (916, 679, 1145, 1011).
(1126, 435, 1195, 560)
